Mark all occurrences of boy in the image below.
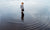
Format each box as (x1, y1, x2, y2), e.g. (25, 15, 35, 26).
(21, 2, 24, 11)
(20, 2, 24, 20)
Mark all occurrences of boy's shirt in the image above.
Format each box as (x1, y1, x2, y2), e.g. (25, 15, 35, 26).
(20, 5, 24, 9)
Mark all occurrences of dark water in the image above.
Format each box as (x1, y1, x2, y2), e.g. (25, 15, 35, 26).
(0, 14, 24, 30)
(24, 13, 50, 30)
(0, 13, 50, 30)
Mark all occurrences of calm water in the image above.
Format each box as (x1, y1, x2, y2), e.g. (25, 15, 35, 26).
(0, 0, 50, 30)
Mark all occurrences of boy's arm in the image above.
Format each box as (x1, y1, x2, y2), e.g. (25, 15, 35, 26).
(20, 5, 22, 9)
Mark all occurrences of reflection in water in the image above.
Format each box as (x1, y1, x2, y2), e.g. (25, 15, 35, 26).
(21, 11, 24, 21)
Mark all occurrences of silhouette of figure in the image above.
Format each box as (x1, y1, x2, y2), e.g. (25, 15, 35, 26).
(20, 2, 24, 21)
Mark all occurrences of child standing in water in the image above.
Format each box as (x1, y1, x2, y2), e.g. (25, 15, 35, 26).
(20, 2, 24, 20)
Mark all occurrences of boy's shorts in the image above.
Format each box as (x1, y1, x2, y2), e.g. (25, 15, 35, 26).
(22, 9, 24, 11)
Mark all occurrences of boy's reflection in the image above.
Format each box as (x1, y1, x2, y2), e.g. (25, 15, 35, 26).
(21, 11, 24, 20)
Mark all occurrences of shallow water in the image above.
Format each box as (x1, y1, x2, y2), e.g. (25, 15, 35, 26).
(0, 0, 50, 30)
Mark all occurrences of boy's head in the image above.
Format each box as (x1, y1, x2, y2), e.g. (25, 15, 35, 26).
(21, 2, 24, 5)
